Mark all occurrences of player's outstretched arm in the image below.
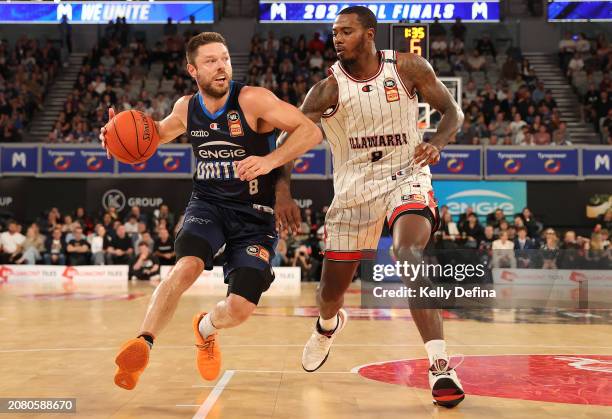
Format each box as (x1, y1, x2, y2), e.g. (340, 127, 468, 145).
(99, 96, 190, 157)
(235, 87, 323, 182)
(154, 95, 190, 144)
(397, 53, 464, 167)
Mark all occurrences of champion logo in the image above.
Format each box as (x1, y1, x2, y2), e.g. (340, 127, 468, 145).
(362, 85, 374, 92)
(210, 123, 219, 130)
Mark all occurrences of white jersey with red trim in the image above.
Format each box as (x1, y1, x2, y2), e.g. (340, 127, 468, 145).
(321, 49, 429, 209)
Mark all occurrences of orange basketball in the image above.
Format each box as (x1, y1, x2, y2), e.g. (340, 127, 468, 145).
(104, 110, 159, 164)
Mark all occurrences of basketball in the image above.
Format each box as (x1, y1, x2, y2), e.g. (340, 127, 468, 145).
(104, 110, 159, 164)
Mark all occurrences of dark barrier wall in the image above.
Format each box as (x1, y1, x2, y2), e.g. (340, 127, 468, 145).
(0, 178, 335, 223)
(527, 181, 612, 229)
(1, 178, 608, 229)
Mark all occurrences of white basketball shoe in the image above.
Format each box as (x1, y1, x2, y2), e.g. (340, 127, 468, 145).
(429, 355, 465, 408)
(301, 309, 348, 372)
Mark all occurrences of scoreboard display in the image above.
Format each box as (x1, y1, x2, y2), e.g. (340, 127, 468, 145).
(391, 24, 430, 60)
(259, 1, 501, 23)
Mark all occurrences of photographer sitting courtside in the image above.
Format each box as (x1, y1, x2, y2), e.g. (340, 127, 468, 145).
(130, 242, 160, 281)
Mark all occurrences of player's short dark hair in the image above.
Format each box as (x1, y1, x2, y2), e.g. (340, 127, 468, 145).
(186, 32, 227, 65)
(338, 6, 377, 34)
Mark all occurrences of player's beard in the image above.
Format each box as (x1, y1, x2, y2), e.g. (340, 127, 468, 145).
(337, 35, 369, 68)
(198, 72, 231, 99)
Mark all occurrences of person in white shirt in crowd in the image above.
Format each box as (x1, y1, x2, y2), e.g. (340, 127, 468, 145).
(492, 230, 517, 268)
(431, 35, 448, 58)
(0, 220, 26, 264)
(575, 33, 591, 53)
(518, 126, 534, 145)
(90, 224, 111, 265)
(567, 53, 584, 77)
(15, 224, 46, 265)
(124, 215, 140, 239)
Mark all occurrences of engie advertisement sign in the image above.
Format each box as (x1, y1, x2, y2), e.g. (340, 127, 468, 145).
(433, 180, 527, 220)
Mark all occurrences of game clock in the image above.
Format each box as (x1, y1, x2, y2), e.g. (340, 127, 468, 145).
(390, 23, 429, 60)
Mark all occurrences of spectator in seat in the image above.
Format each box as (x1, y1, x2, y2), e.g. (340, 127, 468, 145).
(519, 208, 540, 238)
(567, 53, 584, 77)
(539, 90, 558, 111)
(461, 213, 483, 248)
(271, 232, 289, 267)
(66, 226, 91, 266)
(0, 220, 25, 264)
(518, 126, 534, 146)
(431, 36, 448, 59)
(514, 226, 536, 268)
(487, 209, 506, 229)
(307, 32, 325, 54)
(130, 242, 160, 281)
(467, 50, 486, 72)
(293, 245, 313, 281)
(106, 225, 133, 265)
(155, 204, 175, 231)
(557, 230, 582, 269)
(540, 228, 559, 269)
(153, 227, 175, 265)
(553, 122, 572, 145)
(449, 37, 464, 57)
(451, 18, 467, 41)
(44, 228, 66, 265)
(584, 232, 610, 269)
(476, 34, 496, 58)
(124, 214, 140, 239)
(533, 124, 551, 145)
(15, 224, 45, 265)
(492, 231, 516, 268)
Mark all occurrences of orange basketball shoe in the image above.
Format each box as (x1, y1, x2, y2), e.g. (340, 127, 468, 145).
(193, 312, 222, 381)
(114, 336, 151, 390)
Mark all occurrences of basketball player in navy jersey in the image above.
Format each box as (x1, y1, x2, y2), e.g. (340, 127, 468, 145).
(288, 7, 466, 407)
(100, 32, 321, 390)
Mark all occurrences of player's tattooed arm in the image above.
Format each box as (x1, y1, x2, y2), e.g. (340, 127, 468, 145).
(273, 77, 338, 232)
(397, 53, 464, 167)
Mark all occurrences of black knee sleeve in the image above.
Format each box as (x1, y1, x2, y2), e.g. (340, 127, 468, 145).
(174, 229, 214, 270)
(225, 267, 275, 305)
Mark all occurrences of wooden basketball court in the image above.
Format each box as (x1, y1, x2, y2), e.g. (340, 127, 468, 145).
(1, 281, 610, 418)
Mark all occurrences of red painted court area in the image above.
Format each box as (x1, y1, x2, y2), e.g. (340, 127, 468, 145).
(356, 355, 612, 406)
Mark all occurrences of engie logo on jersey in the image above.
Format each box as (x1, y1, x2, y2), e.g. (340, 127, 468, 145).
(383, 78, 399, 102)
(227, 110, 244, 137)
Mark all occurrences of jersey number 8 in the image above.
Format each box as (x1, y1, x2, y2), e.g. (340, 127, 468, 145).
(249, 179, 258, 195)
(371, 151, 383, 162)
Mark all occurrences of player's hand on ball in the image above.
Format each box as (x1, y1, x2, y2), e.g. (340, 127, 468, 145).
(274, 189, 302, 235)
(414, 142, 441, 167)
(99, 107, 116, 159)
(236, 156, 275, 181)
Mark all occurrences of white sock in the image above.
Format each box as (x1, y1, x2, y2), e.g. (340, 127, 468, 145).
(425, 339, 447, 365)
(319, 314, 338, 332)
(198, 313, 218, 338)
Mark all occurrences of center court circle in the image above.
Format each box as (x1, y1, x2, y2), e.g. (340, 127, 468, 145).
(354, 354, 612, 406)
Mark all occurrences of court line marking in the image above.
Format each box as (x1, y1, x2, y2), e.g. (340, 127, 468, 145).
(177, 404, 200, 407)
(192, 370, 234, 419)
(2, 343, 612, 353)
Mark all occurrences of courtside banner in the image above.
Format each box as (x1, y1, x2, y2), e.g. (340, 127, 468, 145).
(0, 265, 128, 293)
(0, 1, 214, 24)
(430, 146, 481, 179)
(117, 145, 192, 177)
(292, 148, 328, 178)
(582, 147, 612, 178)
(40, 145, 114, 177)
(486, 147, 579, 179)
(0, 144, 38, 176)
(160, 266, 301, 297)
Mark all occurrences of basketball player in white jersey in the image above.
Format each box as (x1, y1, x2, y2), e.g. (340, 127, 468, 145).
(284, 6, 464, 407)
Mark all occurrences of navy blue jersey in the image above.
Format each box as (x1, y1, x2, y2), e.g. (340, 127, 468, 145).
(187, 81, 277, 213)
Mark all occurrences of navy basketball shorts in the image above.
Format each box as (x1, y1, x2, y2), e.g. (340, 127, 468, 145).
(175, 195, 277, 304)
